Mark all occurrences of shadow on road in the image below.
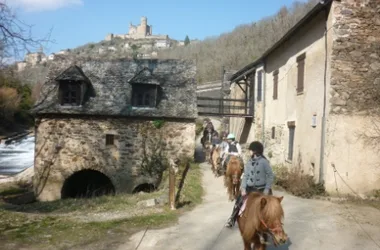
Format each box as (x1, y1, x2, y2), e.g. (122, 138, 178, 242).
(194, 144, 206, 163)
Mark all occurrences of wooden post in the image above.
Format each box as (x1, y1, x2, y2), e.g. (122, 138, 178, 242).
(169, 161, 176, 210)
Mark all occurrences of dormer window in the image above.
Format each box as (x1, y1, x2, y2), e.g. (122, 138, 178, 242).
(55, 65, 91, 107)
(132, 84, 157, 107)
(60, 80, 81, 106)
(129, 67, 160, 108)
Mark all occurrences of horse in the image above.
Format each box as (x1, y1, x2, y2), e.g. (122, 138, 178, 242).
(203, 140, 213, 163)
(237, 192, 288, 250)
(224, 155, 244, 201)
(211, 145, 222, 176)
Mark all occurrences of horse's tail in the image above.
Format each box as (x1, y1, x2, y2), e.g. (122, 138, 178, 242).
(242, 195, 259, 242)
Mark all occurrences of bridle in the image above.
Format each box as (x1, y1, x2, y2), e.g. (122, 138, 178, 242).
(259, 218, 284, 246)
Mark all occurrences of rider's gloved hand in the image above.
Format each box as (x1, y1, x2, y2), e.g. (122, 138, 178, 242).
(263, 189, 269, 195)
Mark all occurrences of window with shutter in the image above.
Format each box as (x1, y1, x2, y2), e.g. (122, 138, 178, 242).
(287, 121, 296, 161)
(273, 70, 279, 100)
(271, 126, 276, 139)
(297, 53, 306, 94)
(257, 70, 263, 102)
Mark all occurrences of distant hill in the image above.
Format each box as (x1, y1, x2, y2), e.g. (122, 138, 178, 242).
(14, 0, 318, 85)
(158, 0, 318, 83)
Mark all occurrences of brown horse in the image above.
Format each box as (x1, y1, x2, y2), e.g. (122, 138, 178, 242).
(211, 146, 222, 176)
(224, 155, 243, 201)
(237, 192, 288, 250)
(203, 141, 212, 163)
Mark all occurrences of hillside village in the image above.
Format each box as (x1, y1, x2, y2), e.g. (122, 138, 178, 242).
(16, 16, 198, 72)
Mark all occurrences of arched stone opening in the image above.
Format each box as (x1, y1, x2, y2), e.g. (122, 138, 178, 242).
(61, 169, 115, 199)
(132, 183, 156, 194)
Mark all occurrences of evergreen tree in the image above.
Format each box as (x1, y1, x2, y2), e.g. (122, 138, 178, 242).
(184, 35, 190, 46)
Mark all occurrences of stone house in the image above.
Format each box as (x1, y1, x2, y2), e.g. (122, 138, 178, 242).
(32, 59, 197, 201)
(228, 0, 380, 196)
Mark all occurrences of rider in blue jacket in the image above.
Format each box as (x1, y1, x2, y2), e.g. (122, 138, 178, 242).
(225, 141, 274, 228)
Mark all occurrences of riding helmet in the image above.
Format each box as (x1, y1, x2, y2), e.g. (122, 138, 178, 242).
(249, 141, 264, 154)
(227, 133, 235, 140)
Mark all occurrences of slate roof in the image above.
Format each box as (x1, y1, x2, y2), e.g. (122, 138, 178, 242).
(32, 58, 198, 119)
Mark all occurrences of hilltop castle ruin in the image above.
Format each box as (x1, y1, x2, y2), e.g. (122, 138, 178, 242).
(105, 16, 168, 41)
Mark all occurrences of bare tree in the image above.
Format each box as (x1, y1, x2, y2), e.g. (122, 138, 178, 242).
(0, 2, 51, 66)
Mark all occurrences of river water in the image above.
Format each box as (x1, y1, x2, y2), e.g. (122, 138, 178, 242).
(0, 136, 35, 176)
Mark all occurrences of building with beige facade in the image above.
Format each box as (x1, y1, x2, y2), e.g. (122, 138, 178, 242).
(228, 0, 380, 196)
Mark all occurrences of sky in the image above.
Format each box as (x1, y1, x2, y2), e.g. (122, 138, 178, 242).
(9, 0, 309, 57)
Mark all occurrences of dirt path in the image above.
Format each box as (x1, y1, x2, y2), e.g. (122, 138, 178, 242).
(118, 160, 380, 250)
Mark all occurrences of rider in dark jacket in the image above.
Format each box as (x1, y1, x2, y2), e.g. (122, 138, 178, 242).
(225, 141, 274, 228)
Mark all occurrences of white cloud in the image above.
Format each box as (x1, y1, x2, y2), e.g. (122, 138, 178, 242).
(10, 0, 83, 12)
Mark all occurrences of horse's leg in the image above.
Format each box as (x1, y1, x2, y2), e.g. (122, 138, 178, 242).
(243, 240, 252, 250)
(228, 180, 233, 201)
(253, 235, 266, 250)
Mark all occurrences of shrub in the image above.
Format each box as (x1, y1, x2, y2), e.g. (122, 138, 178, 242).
(195, 119, 203, 136)
(152, 120, 165, 129)
(273, 164, 326, 198)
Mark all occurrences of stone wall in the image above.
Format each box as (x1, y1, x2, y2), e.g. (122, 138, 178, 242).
(33, 117, 195, 201)
(323, 0, 380, 195)
(330, 0, 380, 114)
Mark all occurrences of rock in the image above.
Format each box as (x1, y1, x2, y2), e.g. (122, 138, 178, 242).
(349, 51, 362, 58)
(330, 97, 347, 106)
(137, 198, 157, 207)
(341, 9, 353, 15)
(370, 62, 380, 71)
(156, 193, 169, 205)
(374, 78, 380, 85)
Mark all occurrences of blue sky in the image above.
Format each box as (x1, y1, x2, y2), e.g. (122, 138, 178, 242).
(11, 0, 309, 56)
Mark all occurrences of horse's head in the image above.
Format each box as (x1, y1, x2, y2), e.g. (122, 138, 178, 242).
(259, 196, 288, 246)
(232, 173, 240, 185)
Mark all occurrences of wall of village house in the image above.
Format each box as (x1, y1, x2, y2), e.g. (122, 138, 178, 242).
(263, 10, 329, 178)
(33, 117, 195, 201)
(324, 0, 380, 195)
(228, 80, 255, 145)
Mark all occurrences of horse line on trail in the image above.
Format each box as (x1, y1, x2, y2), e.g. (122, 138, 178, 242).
(118, 123, 380, 250)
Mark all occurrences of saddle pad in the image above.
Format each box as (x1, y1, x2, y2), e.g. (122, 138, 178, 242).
(238, 196, 248, 216)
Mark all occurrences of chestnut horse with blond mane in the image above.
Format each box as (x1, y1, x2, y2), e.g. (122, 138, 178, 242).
(211, 146, 222, 176)
(224, 155, 244, 201)
(238, 192, 288, 250)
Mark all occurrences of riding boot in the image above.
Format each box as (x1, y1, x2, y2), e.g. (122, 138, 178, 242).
(225, 195, 243, 228)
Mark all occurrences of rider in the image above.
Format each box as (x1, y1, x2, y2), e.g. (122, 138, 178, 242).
(222, 133, 242, 171)
(225, 141, 274, 228)
(219, 132, 229, 155)
(209, 131, 221, 162)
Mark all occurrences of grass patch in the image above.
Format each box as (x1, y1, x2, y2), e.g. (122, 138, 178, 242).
(176, 163, 203, 208)
(273, 164, 325, 198)
(0, 161, 204, 249)
(0, 209, 177, 250)
(0, 185, 28, 197)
